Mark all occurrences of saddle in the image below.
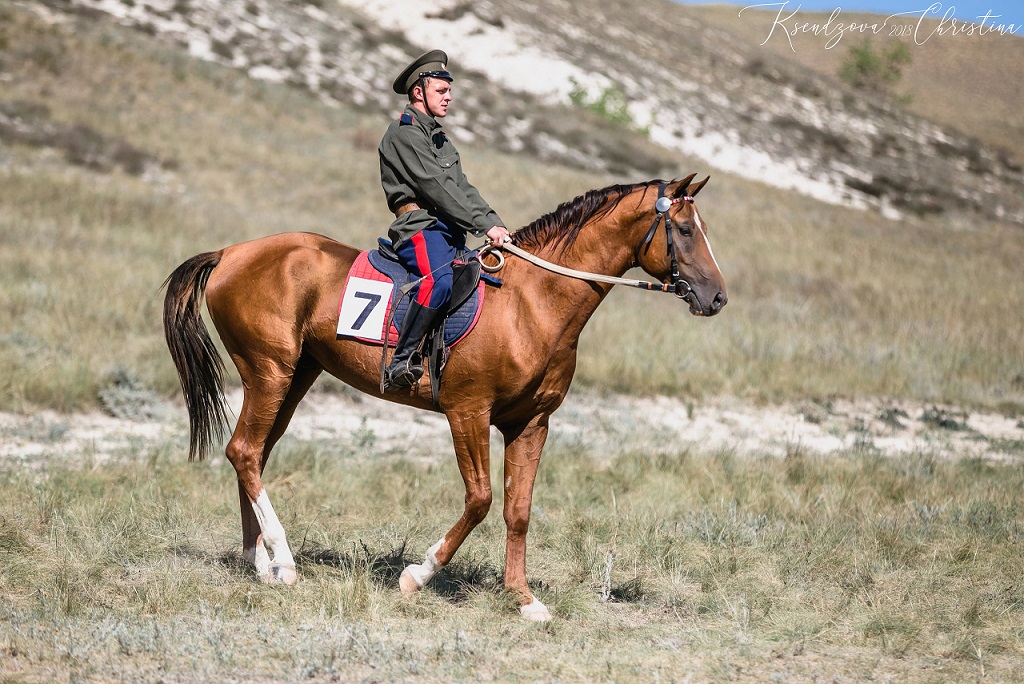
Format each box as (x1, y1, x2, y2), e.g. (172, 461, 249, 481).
(336, 239, 501, 407)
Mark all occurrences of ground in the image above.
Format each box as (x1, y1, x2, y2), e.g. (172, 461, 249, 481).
(3, 388, 1021, 468)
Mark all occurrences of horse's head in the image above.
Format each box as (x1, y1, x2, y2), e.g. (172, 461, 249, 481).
(635, 175, 727, 317)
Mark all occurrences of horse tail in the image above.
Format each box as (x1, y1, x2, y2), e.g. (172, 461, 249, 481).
(162, 251, 229, 462)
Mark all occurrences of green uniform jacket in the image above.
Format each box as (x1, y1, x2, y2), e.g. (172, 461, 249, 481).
(379, 105, 503, 247)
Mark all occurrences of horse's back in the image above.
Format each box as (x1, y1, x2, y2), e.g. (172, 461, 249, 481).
(205, 232, 358, 342)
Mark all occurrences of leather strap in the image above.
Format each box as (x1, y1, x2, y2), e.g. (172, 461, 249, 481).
(394, 202, 422, 218)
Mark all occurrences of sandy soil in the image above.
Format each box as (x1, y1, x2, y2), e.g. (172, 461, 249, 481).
(2, 389, 1021, 468)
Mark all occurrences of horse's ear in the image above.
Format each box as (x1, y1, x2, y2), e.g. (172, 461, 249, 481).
(687, 175, 711, 197)
(672, 174, 697, 197)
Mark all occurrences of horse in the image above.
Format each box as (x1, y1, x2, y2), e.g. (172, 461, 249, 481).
(162, 173, 727, 622)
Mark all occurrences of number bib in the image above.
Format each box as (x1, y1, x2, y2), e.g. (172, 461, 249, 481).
(335, 277, 393, 341)
(336, 249, 487, 349)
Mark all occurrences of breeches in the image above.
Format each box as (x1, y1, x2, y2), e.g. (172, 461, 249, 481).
(395, 222, 463, 308)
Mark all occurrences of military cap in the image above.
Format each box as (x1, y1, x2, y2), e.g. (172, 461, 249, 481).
(392, 49, 453, 95)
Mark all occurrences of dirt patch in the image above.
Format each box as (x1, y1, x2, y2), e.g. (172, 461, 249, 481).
(2, 389, 1021, 468)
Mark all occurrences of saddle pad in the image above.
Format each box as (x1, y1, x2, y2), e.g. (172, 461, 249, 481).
(336, 250, 485, 347)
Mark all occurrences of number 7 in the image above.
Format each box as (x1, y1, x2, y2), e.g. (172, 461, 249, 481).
(351, 291, 382, 330)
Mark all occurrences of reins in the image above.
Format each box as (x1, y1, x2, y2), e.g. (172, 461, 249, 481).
(481, 242, 680, 294)
(479, 183, 696, 299)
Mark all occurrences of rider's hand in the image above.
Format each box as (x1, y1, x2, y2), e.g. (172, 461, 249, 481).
(486, 226, 510, 246)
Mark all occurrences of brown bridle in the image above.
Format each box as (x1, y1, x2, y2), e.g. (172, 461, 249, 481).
(641, 181, 697, 303)
(482, 184, 702, 300)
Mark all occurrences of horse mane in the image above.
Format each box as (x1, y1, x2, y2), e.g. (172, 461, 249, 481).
(512, 179, 664, 255)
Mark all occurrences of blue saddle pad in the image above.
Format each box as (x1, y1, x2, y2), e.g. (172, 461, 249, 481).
(367, 249, 483, 347)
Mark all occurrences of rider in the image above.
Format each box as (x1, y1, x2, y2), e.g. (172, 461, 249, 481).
(379, 49, 510, 391)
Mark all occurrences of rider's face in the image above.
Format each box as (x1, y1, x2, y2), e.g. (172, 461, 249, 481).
(416, 78, 452, 118)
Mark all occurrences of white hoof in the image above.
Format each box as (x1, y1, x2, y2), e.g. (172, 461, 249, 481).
(399, 565, 429, 595)
(399, 539, 445, 595)
(263, 562, 298, 585)
(520, 599, 552, 622)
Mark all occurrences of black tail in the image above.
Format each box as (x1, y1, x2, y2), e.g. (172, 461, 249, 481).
(162, 251, 228, 461)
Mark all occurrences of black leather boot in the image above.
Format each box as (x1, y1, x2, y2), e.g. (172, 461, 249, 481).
(384, 301, 441, 391)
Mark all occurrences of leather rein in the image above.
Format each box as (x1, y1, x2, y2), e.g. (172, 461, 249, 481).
(481, 182, 697, 301)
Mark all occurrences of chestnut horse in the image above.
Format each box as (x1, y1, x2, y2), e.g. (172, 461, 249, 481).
(162, 174, 726, 622)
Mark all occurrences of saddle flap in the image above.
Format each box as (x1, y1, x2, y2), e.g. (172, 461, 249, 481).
(449, 259, 483, 312)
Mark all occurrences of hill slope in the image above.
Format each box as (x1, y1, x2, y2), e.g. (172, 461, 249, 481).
(37, 0, 1024, 226)
(1, 1, 1023, 414)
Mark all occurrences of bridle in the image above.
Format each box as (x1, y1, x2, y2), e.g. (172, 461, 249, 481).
(479, 182, 703, 307)
(640, 181, 697, 303)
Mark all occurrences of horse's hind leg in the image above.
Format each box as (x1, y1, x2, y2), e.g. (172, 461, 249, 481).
(237, 360, 322, 579)
(400, 411, 492, 594)
(226, 357, 319, 584)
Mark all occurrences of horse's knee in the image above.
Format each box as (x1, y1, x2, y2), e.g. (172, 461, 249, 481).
(465, 490, 492, 525)
(504, 507, 531, 539)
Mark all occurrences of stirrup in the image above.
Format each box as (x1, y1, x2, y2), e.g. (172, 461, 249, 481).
(384, 357, 423, 391)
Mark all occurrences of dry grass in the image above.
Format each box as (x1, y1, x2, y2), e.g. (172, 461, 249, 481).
(3, 5, 1024, 682)
(2, 430, 1024, 682)
(1, 7, 1021, 415)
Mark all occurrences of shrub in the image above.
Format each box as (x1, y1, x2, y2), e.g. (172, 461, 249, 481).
(568, 78, 646, 133)
(838, 39, 911, 95)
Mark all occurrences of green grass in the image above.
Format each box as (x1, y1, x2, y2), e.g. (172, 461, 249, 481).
(2, 433, 1024, 681)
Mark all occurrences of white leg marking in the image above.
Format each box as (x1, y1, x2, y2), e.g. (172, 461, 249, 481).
(520, 598, 553, 622)
(251, 489, 297, 584)
(243, 534, 271, 578)
(400, 537, 446, 594)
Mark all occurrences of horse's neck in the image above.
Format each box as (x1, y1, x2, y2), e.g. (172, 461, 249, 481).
(539, 214, 640, 281)
(516, 213, 644, 337)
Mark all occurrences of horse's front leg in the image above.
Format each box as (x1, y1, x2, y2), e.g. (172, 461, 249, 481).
(400, 411, 492, 594)
(500, 416, 552, 622)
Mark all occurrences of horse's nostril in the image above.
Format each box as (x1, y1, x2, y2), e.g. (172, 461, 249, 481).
(712, 292, 726, 311)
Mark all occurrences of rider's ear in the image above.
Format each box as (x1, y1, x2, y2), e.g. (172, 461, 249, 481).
(686, 175, 711, 198)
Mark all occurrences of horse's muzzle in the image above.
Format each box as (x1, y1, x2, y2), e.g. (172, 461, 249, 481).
(686, 290, 727, 317)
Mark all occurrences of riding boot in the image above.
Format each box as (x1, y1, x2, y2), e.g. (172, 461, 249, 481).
(384, 301, 441, 391)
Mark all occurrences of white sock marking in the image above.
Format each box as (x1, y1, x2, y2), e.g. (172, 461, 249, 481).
(520, 598, 552, 622)
(405, 537, 446, 589)
(251, 490, 294, 567)
(244, 535, 271, 576)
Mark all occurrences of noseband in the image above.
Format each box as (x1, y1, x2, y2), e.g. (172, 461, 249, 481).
(641, 181, 696, 302)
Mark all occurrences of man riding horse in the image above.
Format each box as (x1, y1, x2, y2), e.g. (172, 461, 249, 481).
(378, 49, 511, 391)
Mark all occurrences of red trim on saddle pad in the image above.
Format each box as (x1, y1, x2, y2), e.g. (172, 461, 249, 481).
(338, 251, 485, 347)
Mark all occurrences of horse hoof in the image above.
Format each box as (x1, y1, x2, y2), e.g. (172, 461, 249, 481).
(520, 599, 552, 622)
(399, 567, 422, 595)
(263, 562, 298, 585)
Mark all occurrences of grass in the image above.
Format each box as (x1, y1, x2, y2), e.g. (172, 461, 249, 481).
(3, 4, 1023, 682)
(2, 430, 1024, 681)
(2, 6, 1022, 414)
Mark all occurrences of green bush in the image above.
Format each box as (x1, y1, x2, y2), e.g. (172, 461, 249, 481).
(568, 78, 646, 133)
(839, 39, 911, 95)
